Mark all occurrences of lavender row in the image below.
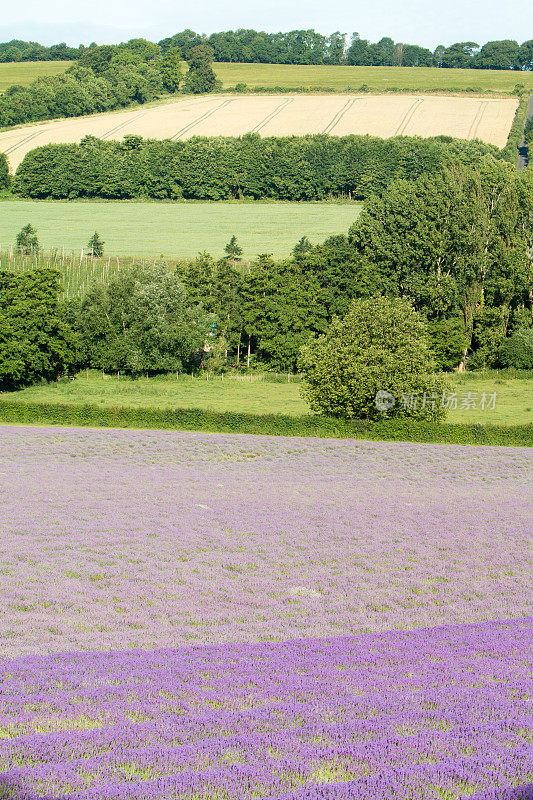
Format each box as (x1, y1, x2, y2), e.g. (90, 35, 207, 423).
(0, 618, 531, 799)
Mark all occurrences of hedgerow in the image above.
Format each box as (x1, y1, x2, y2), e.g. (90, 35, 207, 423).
(0, 400, 531, 446)
(14, 133, 499, 201)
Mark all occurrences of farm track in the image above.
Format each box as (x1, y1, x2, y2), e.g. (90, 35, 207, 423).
(467, 100, 489, 140)
(101, 111, 146, 140)
(394, 98, 424, 136)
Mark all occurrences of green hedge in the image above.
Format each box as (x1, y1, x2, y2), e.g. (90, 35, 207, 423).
(525, 113, 533, 147)
(14, 133, 498, 201)
(501, 93, 531, 163)
(0, 400, 531, 446)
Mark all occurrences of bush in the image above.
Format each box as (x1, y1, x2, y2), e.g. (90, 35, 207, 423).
(299, 297, 448, 421)
(498, 329, 533, 369)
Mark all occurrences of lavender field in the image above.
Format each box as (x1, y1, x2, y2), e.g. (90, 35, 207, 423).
(0, 619, 531, 800)
(0, 425, 532, 799)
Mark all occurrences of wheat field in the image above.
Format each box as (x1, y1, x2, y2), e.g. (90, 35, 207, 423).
(0, 93, 518, 170)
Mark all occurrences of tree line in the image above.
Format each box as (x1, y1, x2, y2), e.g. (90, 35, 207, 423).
(0, 39, 210, 129)
(2, 158, 532, 393)
(3, 32, 533, 71)
(13, 133, 498, 201)
(161, 31, 533, 71)
(0, 39, 80, 63)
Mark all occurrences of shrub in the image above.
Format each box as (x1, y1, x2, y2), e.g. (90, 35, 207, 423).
(497, 329, 533, 369)
(299, 297, 448, 421)
(428, 318, 467, 372)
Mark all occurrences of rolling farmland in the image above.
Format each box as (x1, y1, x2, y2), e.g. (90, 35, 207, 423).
(0, 93, 519, 170)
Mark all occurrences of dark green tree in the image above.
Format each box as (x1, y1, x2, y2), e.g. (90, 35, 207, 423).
(224, 235, 243, 262)
(0, 153, 9, 189)
(292, 236, 313, 257)
(183, 44, 219, 94)
(159, 45, 183, 92)
(16, 223, 39, 255)
(0, 268, 76, 389)
(76, 264, 212, 376)
(87, 231, 105, 258)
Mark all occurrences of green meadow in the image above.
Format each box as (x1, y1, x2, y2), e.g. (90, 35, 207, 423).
(5, 372, 531, 427)
(0, 60, 73, 91)
(214, 63, 532, 94)
(0, 199, 362, 261)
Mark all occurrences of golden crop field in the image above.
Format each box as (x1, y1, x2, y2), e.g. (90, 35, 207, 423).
(0, 93, 518, 170)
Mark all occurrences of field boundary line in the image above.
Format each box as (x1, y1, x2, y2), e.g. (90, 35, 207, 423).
(322, 98, 357, 134)
(249, 98, 294, 133)
(467, 100, 489, 140)
(394, 97, 424, 136)
(170, 99, 235, 140)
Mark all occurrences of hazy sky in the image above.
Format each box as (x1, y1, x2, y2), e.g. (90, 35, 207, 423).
(2, 0, 533, 48)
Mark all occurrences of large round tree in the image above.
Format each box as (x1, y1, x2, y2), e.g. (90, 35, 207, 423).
(299, 296, 447, 421)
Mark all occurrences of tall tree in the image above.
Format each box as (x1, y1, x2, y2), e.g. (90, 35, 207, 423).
(0, 269, 76, 389)
(159, 45, 183, 92)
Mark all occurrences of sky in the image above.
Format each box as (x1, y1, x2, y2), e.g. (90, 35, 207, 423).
(1, 0, 532, 49)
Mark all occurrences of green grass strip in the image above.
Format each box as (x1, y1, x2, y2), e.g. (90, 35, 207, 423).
(0, 400, 531, 447)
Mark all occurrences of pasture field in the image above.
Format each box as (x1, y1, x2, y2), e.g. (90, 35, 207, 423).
(5, 372, 533, 426)
(0, 425, 531, 797)
(0, 93, 519, 169)
(0, 60, 72, 91)
(215, 62, 533, 94)
(0, 200, 362, 266)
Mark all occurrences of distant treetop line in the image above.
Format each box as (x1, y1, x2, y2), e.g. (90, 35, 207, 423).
(1, 31, 533, 71)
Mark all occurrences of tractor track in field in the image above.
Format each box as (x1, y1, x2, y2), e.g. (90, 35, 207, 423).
(249, 98, 294, 134)
(322, 98, 358, 135)
(100, 111, 146, 141)
(394, 97, 424, 136)
(170, 98, 235, 140)
(467, 100, 489, 140)
(2, 130, 43, 156)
